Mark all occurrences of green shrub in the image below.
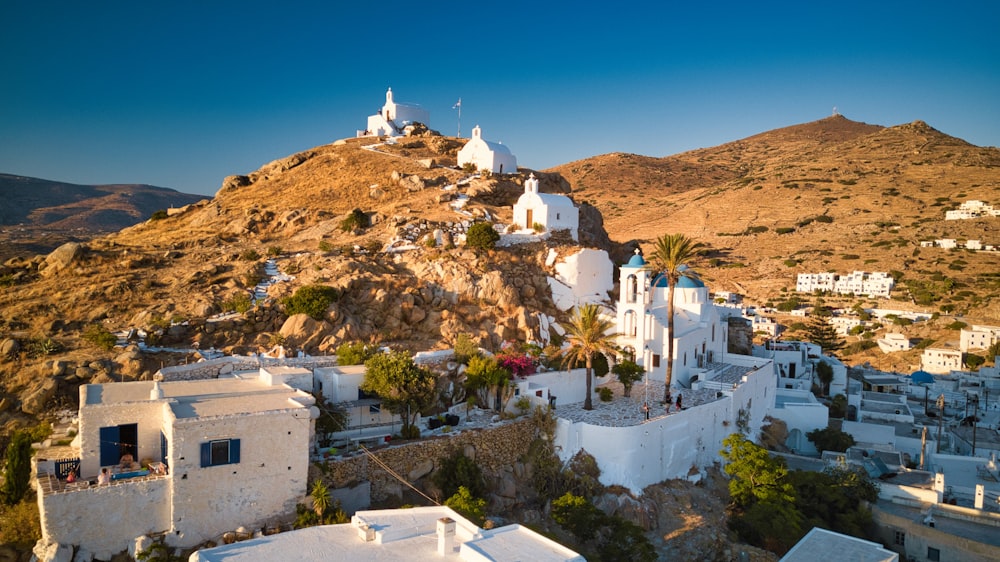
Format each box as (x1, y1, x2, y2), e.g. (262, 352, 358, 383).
(466, 222, 500, 250)
(532, 222, 545, 232)
(946, 321, 968, 330)
(318, 240, 333, 253)
(445, 486, 486, 526)
(814, 215, 834, 223)
(598, 387, 613, 402)
(336, 342, 375, 366)
(746, 225, 769, 234)
(82, 324, 117, 351)
(453, 333, 480, 364)
(150, 209, 169, 221)
(339, 208, 370, 232)
(240, 249, 261, 261)
(0, 499, 41, 546)
(221, 293, 253, 314)
(776, 227, 795, 235)
(843, 340, 877, 354)
(434, 451, 484, 499)
(266, 246, 282, 257)
(783, 259, 798, 267)
(282, 285, 339, 319)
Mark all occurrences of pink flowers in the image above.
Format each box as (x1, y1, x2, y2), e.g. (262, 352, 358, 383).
(497, 353, 536, 378)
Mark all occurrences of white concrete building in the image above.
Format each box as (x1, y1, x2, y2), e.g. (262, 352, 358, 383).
(360, 88, 430, 137)
(511, 174, 578, 240)
(769, 388, 829, 456)
(945, 200, 998, 220)
(457, 125, 517, 174)
(34, 373, 318, 558)
(781, 527, 898, 562)
(921, 347, 963, 374)
(191, 506, 584, 562)
(960, 325, 1000, 352)
(796, 271, 894, 298)
(615, 253, 728, 389)
(878, 333, 912, 353)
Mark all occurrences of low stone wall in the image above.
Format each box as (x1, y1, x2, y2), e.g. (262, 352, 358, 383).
(156, 356, 339, 381)
(322, 418, 537, 502)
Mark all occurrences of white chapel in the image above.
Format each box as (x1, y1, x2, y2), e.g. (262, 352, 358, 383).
(457, 125, 518, 174)
(512, 174, 579, 240)
(360, 88, 430, 137)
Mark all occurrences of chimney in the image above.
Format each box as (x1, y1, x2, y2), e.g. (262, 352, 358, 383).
(437, 517, 456, 556)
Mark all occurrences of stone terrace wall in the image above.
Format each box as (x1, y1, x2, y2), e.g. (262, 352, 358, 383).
(323, 418, 537, 502)
(156, 356, 339, 381)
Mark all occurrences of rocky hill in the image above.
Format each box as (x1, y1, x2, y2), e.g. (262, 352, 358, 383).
(551, 115, 1000, 322)
(0, 174, 206, 261)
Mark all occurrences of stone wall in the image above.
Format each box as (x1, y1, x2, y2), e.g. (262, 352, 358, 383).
(156, 355, 338, 382)
(321, 418, 538, 502)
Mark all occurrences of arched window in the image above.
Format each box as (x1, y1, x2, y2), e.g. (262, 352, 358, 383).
(626, 275, 638, 303)
(624, 310, 637, 337)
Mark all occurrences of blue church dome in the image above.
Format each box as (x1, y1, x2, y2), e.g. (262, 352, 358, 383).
(626, 253, 646, 267)
(651, 273, 705, 288)
(910, 370, 934, 385)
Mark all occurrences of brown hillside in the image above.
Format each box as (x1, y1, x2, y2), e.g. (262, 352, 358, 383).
(549, 115, 1000, 322)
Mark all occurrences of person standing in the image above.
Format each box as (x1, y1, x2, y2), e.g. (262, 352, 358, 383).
(676, 394, 683, 411)
(642, 402, 650, 420)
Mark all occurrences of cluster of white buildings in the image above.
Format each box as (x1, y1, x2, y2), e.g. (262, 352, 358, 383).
(920, 238, 997, 251)
(961, 325, 1000, 353)
(796, 271, 895, 298)
(944, 200, 999, 220)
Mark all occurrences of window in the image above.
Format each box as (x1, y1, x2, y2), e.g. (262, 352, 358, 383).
(927, 547, 939, 561)
(652, 354, 660, 368)
(201, 439, 240, 467)
(893, 530, 905, 546)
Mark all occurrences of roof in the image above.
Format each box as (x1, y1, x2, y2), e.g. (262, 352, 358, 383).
(651, 273, 705, 288)
(190, 506, 583, 562)
(625, 253, 646, 267)
(780, 527, 897, 562)
(910, 370, 935, 384)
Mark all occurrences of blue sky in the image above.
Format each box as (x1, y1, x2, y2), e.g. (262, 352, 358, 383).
(2, 1, 997, 196)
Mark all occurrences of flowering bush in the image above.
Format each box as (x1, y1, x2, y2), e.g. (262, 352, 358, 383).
(497, 353, 536, 377)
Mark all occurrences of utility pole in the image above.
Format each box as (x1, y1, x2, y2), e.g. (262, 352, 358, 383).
(972, 395, 979, 456)
(453, 98, 462, 138)
(937, 394, 945, 454)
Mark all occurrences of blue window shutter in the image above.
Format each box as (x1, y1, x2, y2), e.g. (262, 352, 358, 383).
(200, 442, 211, 467)
(230, 439, 240, 464)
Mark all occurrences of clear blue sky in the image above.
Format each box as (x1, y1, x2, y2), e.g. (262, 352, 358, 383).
(2, 1, 997, 196)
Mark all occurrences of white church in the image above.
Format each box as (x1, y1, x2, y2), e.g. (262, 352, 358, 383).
(511, 174, 579, 240)
(457, 125, 517, 174)
(615, 252, 729, 388)
(359, 88, 430, 137)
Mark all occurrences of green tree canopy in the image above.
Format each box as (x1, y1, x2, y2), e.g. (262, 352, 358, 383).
(612, 360, 644, 398)
(465, 222, 500, 250)
(803, 316, 844, 355)
(362, 350, 438, 437)
(815, 361, 834, 396)
(560, 303, 617, 410)
(806, 427, 856, 453)
(1, 430, 33, 505)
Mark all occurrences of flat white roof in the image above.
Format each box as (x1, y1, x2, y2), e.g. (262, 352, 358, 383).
(83, 377, 312, 419)
(781, 527, 897, 562)
(190, 506, 583, 562)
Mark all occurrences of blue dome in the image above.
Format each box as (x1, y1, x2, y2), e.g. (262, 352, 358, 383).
(626, 253, 646, 267)
(910, 370, 934, 385)
(651, 273, 705, 288)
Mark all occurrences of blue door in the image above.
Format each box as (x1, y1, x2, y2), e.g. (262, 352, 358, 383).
(99, 426, 119, 467)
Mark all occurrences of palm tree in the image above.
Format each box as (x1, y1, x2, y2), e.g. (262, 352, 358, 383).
(311, 480, 330, 518)
(651, 233, 700, 404)
(561, 303, 617, 410)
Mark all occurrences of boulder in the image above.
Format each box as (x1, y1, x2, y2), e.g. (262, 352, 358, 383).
(220, 175, 252, 192)
(279, 314, 332, 351)
(408, 459, 434, 481)
(42, 242, 83, 276)
(31, 539, 73, 562)
(21, 378, 58, 415)
(0, 338, 19, 358)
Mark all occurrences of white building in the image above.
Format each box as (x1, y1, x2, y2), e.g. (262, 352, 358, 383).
(782, 527, 898, 562)
(877, 333, 912, 353)
(191, 506, 584, 562)
(830, 315, 863, 336)
(796, 271, 894, 298)
(945, 200, 999, 220)
(921, 347, 963, 374)
(457, 125, 517, 174)
(769, 388, 829, 455)
(360, 88, 430, 137)
(616, 253, 728, 389)
(34, 373, 318, 559)
(960, 325, 1000, 352)
(511, 174, 579, 240)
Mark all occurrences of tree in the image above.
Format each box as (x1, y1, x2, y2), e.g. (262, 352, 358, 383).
(281, 284, 339, 319)
(362, 350, 438, 438)
(803, 316, 844, 355)
(815, 361, 834, 397)
(806, 427, 855, 453)
(612, 360, 644, 398)
(464, 355, 514, 412)
(1, 430, 32, 506)
(444, 486, 486, 526)
(336, 341, 376, 366)
(651, 233, 700, 402)
(311, 480, 330, 518)
(465, 221, 500, 250)
(434, 450, 485, 499)
(560, 303, 617, 411)
(719, 433, 795, 508)
(314, 396, 347, 448)
(829, 394, 848, 419)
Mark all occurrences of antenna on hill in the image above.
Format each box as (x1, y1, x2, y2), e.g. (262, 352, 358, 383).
(453, 98, 462, 137)
(832, 106, 839, 116)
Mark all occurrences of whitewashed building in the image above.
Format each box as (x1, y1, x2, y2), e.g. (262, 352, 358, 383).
(945, 200, 999, 220)
(457, 125, 517, 174)
(511, 174, 578, 240)
(360, 88, 430, 137)
(961, 325, 1000, 352)
(921, 347, 964, 374)
(34, 374, 318, 558)
(796, 271, 894, 298)
(877, 333, 912, 353)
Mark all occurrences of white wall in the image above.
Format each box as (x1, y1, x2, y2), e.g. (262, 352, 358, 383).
(38, 477, 170, 560)
(166, 409, 311, 548)
(78, 397, 169, 478)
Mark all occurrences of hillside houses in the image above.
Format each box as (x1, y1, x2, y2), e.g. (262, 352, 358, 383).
(796, 271, 895, 298)
(961, 324, 1000, 352)
(944, 200, 999, 220)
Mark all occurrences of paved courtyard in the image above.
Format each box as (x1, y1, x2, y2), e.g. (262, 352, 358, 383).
(555, 379, 729, 427)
